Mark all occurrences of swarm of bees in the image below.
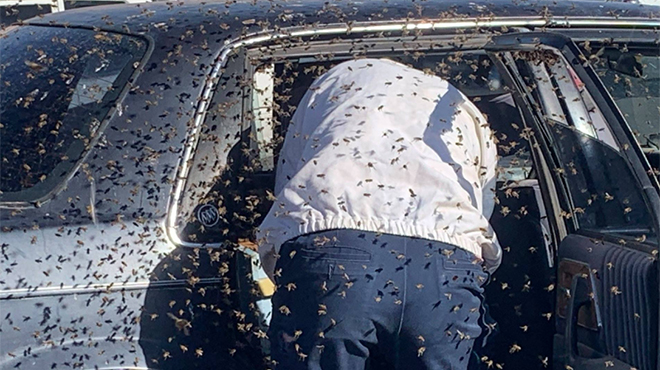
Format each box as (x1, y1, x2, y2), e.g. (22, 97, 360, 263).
(0, 1, 658, 370)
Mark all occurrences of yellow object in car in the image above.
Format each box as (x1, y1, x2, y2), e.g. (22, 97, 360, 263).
(257, 278, 275, 298)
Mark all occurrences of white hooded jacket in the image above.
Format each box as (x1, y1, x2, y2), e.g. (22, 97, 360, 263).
(257, 58, 501, 279)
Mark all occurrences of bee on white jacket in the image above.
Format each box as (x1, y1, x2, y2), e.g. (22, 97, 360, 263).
(258, 58, 501, 279)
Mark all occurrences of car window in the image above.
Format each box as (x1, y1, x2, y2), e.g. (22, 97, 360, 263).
(585, 46, 660, 151)
(582, 45, 660, 182)
(172, 46, 536, 245)
(519, 51, 617, 149)
(0, 25, 147, 204)
(512, 50, 655, 239)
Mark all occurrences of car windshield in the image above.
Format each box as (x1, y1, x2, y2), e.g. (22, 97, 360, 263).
(0, 25, 147, 203)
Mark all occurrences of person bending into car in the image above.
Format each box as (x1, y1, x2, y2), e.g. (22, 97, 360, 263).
(257, 58, 501, 370)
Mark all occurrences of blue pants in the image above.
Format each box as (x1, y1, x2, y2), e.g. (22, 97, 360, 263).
(267, 229, 488, 370)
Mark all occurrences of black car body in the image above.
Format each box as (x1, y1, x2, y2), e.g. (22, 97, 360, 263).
(1, 1, 659, 369)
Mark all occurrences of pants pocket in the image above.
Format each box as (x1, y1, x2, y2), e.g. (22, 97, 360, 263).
(298, 245, 372, 262)
(438, 249, 487, 289)
(282, 237, 373, 277)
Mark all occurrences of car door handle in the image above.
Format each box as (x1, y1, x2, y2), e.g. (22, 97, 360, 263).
(565, 274, 591, 362)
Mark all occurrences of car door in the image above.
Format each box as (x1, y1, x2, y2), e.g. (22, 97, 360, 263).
(554, 29, 660, 183)
(486, 33, 660, 370)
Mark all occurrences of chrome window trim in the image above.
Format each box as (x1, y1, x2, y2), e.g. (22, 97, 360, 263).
(166, 17, 660, 248)
(0, 277, 226, 300)
(246, 33, 496, 60)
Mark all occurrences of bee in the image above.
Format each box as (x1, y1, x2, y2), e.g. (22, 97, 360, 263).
(166, 313, 191, 336)
(279, 305, 292, 315)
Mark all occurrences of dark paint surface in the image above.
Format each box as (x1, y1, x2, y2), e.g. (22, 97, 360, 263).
(27, 0, 660, 36)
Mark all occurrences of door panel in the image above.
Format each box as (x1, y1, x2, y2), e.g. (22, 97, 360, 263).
(556, 234, 657, 370)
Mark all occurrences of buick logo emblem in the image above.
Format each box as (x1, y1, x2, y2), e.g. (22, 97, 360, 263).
(197, 204, 220, 227)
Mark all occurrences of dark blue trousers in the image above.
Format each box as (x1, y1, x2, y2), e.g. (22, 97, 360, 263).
(267, 229, 488, 370)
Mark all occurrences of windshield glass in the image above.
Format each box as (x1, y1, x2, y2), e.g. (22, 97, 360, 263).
(0, 26, 147, 203)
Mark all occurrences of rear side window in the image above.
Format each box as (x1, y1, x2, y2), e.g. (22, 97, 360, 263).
(0, 26, 147, 204)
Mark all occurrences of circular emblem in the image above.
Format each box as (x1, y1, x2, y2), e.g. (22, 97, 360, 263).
(197, 204, 220, 227)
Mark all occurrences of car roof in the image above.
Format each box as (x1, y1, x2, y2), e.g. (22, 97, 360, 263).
(26, 0, 660, 40)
